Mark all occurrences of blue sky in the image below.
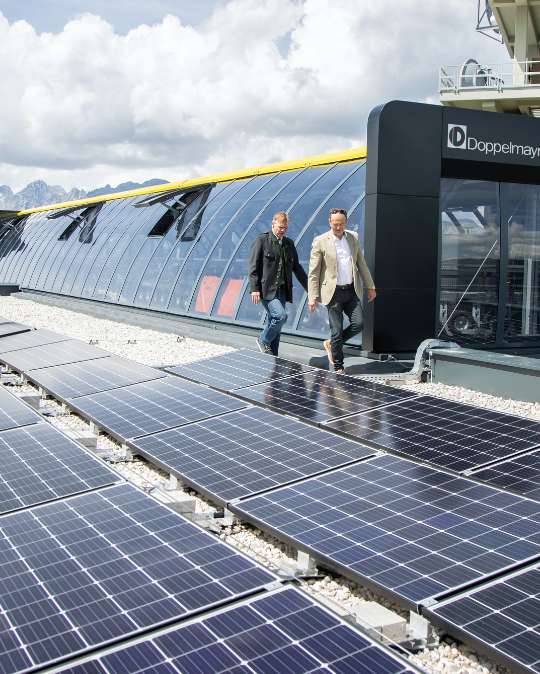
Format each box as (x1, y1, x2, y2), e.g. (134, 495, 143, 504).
(0, 0, 509, 192)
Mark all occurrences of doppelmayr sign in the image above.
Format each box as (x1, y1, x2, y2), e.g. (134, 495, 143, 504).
(442, 107, 540, 167)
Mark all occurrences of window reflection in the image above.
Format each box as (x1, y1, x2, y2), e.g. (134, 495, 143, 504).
(439, 178, 500, 344)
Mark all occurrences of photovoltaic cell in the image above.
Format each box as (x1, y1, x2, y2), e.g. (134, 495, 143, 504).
(53, 587, 417, 674)
(471, 449, 540, 501)
(166, 348, 314, 391)
(130, 406, 376, 505)
(0, 339, 110, 372)
(26, 356, 167, 400)
(0, 386, 42, 431)
(324, 396, 540, 472)
(425, 562, 540, 674)
(0, 329, 70, 355)
(0, 323, 30, 338)
(67, 376, 249, 442)
(0, 423, 122, 515)
(0, 482, 275, 674)
(234, 370, 417, 424)
(233, 453, 540, 609)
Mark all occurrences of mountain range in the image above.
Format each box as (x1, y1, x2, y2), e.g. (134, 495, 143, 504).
(0, 178, 169, 212)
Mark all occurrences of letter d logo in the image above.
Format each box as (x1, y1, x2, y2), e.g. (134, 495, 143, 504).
(448, 124, 467, 149)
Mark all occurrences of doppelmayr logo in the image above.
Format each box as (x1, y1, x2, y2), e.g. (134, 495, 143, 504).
(447, 123, 540, 158)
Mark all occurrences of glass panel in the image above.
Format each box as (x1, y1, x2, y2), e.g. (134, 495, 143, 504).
(505, 183, 540, 342)
(189, 174, 282, 316)
(52, 200, 127, 295)
(288, 163, 365, 335)
(15, 215, 54, 286)
(68, 199, 137, 296)
(167, 177, 269, 314)
(133, 184, 227, 308)
(97, 205, 161, 301)
(0, 214, 41, 282)
(118, 238, 160, 305)
(439, 178, 500, 345)
(21, 216, 74, 288)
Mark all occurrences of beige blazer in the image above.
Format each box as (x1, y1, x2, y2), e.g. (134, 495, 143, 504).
(308, 230, 374, 305)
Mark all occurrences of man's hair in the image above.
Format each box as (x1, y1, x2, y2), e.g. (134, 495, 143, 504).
(273, 212, 290, 225)
(329, 208, 348, 219)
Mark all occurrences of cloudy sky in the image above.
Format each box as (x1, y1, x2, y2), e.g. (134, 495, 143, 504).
(0, 0, 508, 192)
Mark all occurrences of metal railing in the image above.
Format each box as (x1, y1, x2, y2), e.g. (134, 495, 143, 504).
(440, 61, 540, 94)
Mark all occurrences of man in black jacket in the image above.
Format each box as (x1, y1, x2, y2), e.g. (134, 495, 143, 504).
(249, 212, 308, 356)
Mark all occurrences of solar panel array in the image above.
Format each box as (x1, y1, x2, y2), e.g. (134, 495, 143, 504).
(166, 348, 314, 391)
(0, 329, 69, 354)
(233, 369, 418, 424)
(425, 563, 540, 674)
(53, 587, 417, 674)
(0, 385, 42, 432)
(67, 376, 249, 442)
(233, 453, 540, 609)
(0, 423, 122, 515)
(130, 406, 376, 505)
(0, 339, 110, 372)
(0, 483, 276, 674)
(0, 322, 30, 338)
(325, 396, 540, 473)
(471, 450, 540, 501)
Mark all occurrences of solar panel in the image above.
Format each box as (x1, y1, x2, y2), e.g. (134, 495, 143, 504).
(232, 453, 540, 610)
(67, 376, 250, 442)
(0, 482, 276, 674)
(0, 385, 42, 431)
(0, 322, 30, 338)
(470, 449, 540, 500)
(52, 586, 417, 674)
(130, 406, 376, 506)
(0, 329, 70, 355)
(324, 396, 540, 473)
(424, 562, 540, 674)
(166, 348, 315, 391)
(0, 339, 111, 372)
(233, 370, 418, 424)
(26, 356, 167, 401)
(0, 423, 122, 515)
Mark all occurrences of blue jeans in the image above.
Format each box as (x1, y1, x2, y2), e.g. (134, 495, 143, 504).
(260, 287, 287, 355)
(327, 287, 365, 370)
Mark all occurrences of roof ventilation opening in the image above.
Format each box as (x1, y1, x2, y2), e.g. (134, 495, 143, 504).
(57, 203, 103, 242)
(146, 186, 213, 237)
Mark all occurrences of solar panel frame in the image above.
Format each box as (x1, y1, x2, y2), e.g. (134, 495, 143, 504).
(469, 449, 540, 501)
(324, 395, 540, 473)
(0, 323, 31, 339)
(424, 561, 540, 674)
(25, 356, 167, 402)
(0, 423, 123, 515)
(129, 406, 377, 507)
(165, 348, 315, 392)
(49, 586, 420, 674)
(0, 482, 277, 674)
(0, 329, 70, 355)
(66, 377, 250, 443)
(0, 385, 42, 432)
(0, 340, 111, 373)
(231, 369, 419, 425)
(231, 453, 540, 612)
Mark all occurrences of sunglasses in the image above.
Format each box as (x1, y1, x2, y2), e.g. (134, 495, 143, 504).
(329, 208, 347, 216)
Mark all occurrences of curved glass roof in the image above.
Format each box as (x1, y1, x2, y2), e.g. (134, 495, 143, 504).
(0, 150, 366, 342)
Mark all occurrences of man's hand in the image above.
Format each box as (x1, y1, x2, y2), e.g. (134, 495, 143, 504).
(251, 292, 261, 305)
(308, 298, 319, 313)
(367, 288, 377, 302)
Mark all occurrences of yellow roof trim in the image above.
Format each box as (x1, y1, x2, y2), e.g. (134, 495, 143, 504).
(18, 146, 367, 216)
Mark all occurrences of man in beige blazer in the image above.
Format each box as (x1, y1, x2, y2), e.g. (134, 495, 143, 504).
(308, 208, 376, 374)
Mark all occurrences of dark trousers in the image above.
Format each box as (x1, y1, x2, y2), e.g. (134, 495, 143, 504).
(327, 287, 365, 371)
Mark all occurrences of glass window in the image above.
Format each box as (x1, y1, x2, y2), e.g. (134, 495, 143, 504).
(439, 178, 500, 345)
(20, 215, 74, 288)
(189, 174, 283, 316)
(0, 215, 37, 279)
(167, 177, 270, 314)
(13, 214, 54, 287)
(67, 199, 137, 296)
(505, 183, 540, 342)
(118, 238, 161, 305)
(133, 184, 228, 308)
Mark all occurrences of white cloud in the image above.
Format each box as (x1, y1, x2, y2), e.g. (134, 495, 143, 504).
(0, 0, 508, 191)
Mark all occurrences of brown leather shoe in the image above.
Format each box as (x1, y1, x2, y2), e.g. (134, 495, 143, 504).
(323, 339, 333, 364)
(334, 368, 344, 374)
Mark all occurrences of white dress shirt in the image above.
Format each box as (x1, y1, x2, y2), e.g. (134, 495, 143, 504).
(333, 232, 353, 285)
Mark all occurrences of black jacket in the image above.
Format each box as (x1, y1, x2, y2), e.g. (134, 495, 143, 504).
(248, 231, 308, 303)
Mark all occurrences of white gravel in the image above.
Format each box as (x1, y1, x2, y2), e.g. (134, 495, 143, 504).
(0, 295, 526, 674)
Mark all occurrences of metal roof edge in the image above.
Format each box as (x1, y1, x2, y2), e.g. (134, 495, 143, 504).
(16, 146, 367, 216)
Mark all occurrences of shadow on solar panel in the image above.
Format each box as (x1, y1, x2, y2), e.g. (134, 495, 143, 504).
(165, 348, 314, 391)
(233, 369, 418, 424)
(51, 586, 418, 674)
(0, 322, 30, 338)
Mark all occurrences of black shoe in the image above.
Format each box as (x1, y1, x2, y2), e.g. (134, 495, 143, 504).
(257, 339, 275, 356)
